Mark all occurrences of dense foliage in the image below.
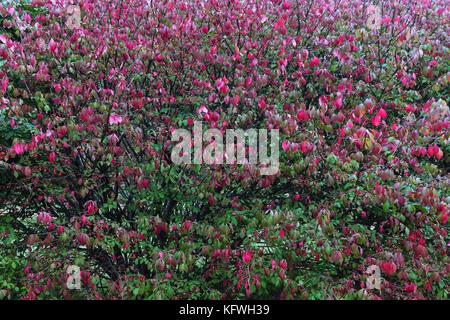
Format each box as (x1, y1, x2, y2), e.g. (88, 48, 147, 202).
(0, 0, 448, 300)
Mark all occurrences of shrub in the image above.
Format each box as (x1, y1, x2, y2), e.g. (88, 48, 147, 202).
(0, 0, 448, 299)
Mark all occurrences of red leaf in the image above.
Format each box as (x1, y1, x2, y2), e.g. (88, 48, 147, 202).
(372, 115, 381, 127)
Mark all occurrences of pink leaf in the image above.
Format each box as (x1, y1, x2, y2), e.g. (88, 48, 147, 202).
(1, 78, 8, 94)
(243, 251, 252, 264)
(198, 106, 208, 114)
(282, 1, 292, 10)
(12, 143, 25, 155)
(310, 56, 320, 68)
(109, 114, 123, 125)
(372, 115, 381, 127)
(49, 39, 57, 53)
(297, 109, 309, 121)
